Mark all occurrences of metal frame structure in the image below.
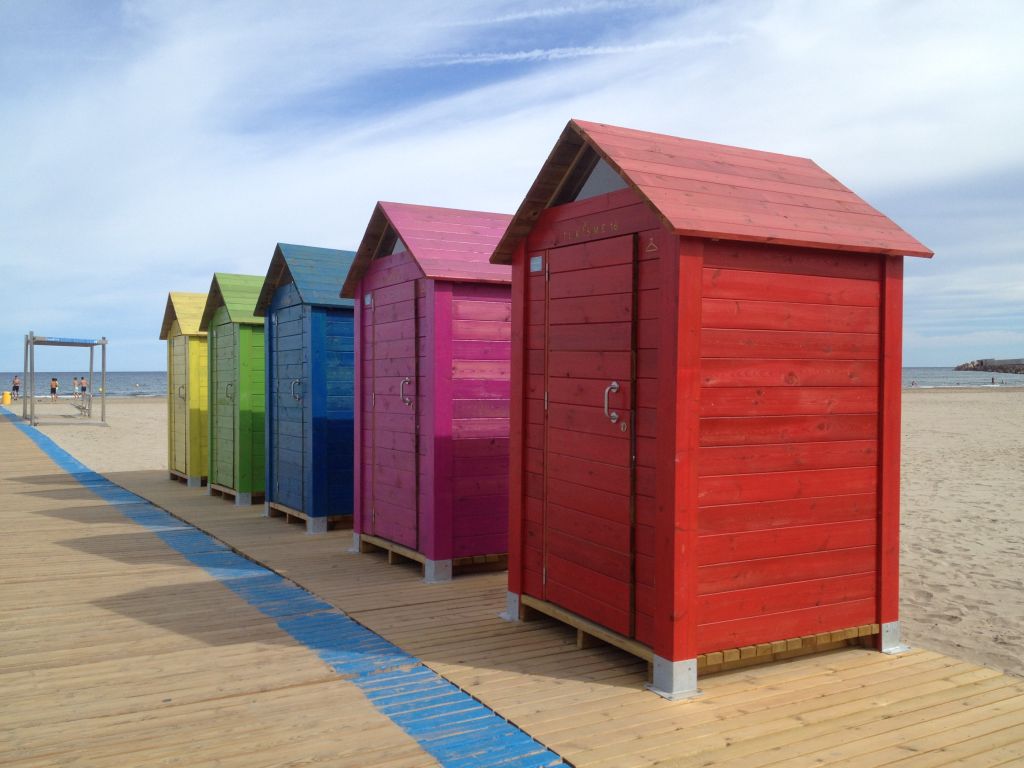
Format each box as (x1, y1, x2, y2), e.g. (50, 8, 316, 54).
(21, 332, 107, 426)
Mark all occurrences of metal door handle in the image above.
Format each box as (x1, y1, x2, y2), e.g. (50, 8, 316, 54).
(225, 382, 234, 402)
(178, 385, 185, 400)
(400, 376, 412, 406)
(290, 379, 302, 401)
(604, 381, 620, 423)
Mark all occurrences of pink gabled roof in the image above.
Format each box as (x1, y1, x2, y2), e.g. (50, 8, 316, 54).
(341, 201, 512, 297)
(491, 119, 933, 263)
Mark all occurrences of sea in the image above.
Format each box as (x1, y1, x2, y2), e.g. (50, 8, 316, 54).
(1, 371, 168, 399)
(3, 367, 1023, 399)
(902, 367, 1024, 389)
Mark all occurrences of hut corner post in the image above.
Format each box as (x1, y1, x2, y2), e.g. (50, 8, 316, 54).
(649, 235, 702, 700)
(502, 242, 527, 622)
(263, 313, 273, 518)
(206, 323, 216, 496)
(424, 280, 455, 583)
(879, 256, 908, 654)
(350, 284, 365, 553)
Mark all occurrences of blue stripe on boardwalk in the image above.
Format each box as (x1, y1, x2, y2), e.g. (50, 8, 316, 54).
(2, 411, 563, 768)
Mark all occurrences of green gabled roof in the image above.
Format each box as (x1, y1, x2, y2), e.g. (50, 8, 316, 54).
(199, 273, 265, 331)
(160, 292, 208, 339)
(254, 243, 356, 316)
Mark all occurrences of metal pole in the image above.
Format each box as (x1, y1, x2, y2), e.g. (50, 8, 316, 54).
(29, 332, 36, 426)
(88, 345, 95, 418)
(100, 338, 107, 424)
(22, 333, 28, 419)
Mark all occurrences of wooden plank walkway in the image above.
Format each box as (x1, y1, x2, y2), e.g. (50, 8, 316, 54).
(4, 412, 1024, 766)
(0, 421, 438, 768)
(110, 471, 1024, 767)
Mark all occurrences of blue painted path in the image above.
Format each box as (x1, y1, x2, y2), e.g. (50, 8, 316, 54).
(2, 411, 564, 768)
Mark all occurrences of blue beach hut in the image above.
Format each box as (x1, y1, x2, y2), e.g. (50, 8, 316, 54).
(255, 243, 357, 533)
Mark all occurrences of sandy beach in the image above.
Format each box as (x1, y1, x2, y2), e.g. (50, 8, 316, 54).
(900, 387, 1024, 677)
(5, 387, 1022, 678)
(9, 397, 166, 473)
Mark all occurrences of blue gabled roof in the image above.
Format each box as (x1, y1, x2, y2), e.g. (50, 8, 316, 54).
(255, 243, 357, 315)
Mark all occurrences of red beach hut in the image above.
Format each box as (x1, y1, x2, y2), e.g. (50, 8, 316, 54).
(491, 119, 933, 698)
(341, 202, 513, 582)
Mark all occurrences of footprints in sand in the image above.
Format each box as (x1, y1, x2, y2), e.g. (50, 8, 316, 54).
(901, 389, 1024, 678)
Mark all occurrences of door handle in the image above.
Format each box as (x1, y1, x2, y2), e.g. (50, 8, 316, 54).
(290, 379, 302, 402)
(225, 382, 234, 402)
(400, 376, 412, 406)
(178, 385, 185, 400)
(603, 381, 620, 423)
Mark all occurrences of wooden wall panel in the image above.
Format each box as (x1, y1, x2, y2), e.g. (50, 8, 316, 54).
(632, 230, 662, 648)
(357, 252, 420, 548)
(449, 281, 512, 559)
(697, 241, 883, 652)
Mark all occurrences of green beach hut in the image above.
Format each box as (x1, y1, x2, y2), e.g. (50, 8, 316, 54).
(159, 291, 209, 488)
(199, 273, 266, 506)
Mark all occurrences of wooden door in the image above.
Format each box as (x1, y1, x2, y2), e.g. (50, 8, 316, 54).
(366, 281, 419, 548)
(541, 235, 637, 637)
(210, 320, 236, 488)
(170, 335, 188, 473)
(270, 306, 305, 510)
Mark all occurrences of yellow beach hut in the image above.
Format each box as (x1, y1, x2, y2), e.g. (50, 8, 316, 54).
(160, 292, 209, 487)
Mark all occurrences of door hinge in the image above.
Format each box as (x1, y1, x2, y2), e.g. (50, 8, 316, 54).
(542, 566, 547, 585)
(544, 391, 548, 411)
(371, 391, 375, 407)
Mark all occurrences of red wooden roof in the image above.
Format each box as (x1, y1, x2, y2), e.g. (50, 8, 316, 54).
(340, 201, 512, 297)
(491, 119, 933, 263)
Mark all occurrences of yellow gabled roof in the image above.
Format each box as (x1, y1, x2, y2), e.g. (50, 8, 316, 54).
(160, 292, 208, 339)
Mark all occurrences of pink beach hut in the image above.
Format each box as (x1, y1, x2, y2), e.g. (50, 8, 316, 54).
(340, 202, 513, 581)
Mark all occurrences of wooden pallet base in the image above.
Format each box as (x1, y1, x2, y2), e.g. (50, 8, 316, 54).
(697, 623, 881, 674)
(520, 594, 654, 662)
(208, 483, 263, 506)
(357, 533, 507, 580)
(265, 502, 352, 533)
(519, 594, 880, 679)
(168, 469, 206, 488)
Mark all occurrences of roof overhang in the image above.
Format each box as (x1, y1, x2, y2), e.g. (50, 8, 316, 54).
(492, 119, 933, 264)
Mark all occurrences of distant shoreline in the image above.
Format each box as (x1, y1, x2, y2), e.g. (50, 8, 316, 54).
(905, 384, 1024, 392)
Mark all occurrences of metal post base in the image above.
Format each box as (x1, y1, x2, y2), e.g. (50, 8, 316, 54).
(647, 656, 700, 701)
(500, 591, 521, 622)
(423, 558, 453, 583)
(234, 492, 252, 506)
(306, 517, 328, 535)
(185, 475, 203, 489)
(348, 532, 362, 554)
(880, 621, 911, 654)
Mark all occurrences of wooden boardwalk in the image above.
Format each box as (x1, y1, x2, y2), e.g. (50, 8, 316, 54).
(4, 415, 1024, 766)
(0, 421, 438, 768)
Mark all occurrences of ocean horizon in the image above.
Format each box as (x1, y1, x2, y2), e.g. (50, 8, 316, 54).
(4, 367, 1024, 398)
(2, 370, 167, 398)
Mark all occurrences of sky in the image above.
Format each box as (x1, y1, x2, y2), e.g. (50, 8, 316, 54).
(1, 0, 1022, 370)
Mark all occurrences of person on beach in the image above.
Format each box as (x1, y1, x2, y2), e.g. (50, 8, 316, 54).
(72, 377, 79, 400)
(81, 376, 88, 398)
(50, 377, 58, 402)
(11, 375, 20, 400)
